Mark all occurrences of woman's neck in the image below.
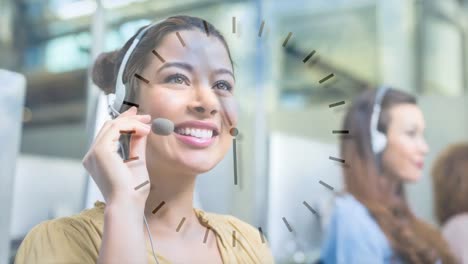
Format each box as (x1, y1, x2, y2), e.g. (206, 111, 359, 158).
(144, 161, 198, 233)
(379, 170, 405, 208)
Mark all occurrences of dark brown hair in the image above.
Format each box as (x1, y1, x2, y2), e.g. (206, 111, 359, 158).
(432, 143, 468, 225)
(341, 88, 456, 263)
(91, 15, 234, 98)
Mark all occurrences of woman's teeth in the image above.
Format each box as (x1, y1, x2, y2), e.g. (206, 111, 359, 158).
(176, 128, 213, 139)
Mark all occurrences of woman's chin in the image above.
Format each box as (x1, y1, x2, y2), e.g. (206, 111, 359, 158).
(402, 172, 422, 183)
(177, 155, 219, 175)
(185, 163, 216, 175)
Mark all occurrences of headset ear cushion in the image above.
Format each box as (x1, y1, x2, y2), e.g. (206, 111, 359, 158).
(373, 131, 388, 154)
(117, 83, 138, 114)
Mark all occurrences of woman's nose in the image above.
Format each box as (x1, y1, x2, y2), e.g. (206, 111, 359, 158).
(420, 138, 430, 155)
(189, 87, 218, 117)
(193, 106, 206, 113)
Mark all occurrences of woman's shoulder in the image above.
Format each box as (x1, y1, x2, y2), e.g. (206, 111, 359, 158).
(23, 200, 104, 240)
(442, 213, 468, 241)
(320, 194, 393, 263)
(441, 213, 468, 262)
(333, 193, 369, 216)
(15, 201, 105, 264)
(198, 210, 253, 228)
(442, 213, 468, 232)
(195, 209, 263, 242)
(44, 200, 105, 233)
(330, 194, 386, 235)
(194, 209, 274, 263)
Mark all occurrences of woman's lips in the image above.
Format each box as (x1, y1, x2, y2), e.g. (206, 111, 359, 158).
(415, 161, 424, 169)
(174, 133, 217, 148)
(173, 120, 220, 148)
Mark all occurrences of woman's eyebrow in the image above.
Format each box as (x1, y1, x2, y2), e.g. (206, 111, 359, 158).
(214, 68, 235, 80)
(156, 62, 193, 73)
(156, 62, 235, 80)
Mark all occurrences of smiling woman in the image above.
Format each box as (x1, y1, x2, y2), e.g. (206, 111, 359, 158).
(15, 16, 273, 264)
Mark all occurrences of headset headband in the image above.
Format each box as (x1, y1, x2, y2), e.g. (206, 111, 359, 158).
(370, 85, 390, 154)
(107, 20, 164, 118)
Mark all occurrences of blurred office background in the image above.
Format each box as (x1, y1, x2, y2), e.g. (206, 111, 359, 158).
(1, 0, 467, 263)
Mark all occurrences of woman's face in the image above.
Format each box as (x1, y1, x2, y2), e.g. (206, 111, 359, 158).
(382, 104, 429, 182)
(138, 29, 237, 175)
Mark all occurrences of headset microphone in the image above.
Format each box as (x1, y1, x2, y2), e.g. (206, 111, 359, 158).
(151, 118, 175, 136)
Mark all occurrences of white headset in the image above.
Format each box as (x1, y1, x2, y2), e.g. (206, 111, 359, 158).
(370, 85, 390, 155)
(107, 20, 164, 119)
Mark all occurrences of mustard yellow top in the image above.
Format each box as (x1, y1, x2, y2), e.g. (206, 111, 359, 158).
(15, 201, 274, 264)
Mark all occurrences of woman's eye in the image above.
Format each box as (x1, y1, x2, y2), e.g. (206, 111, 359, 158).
(166, 74, 188, 85)
(173, 76, 184, 84)
(406, 130, 417, 137)
(213, 81, 232, 91)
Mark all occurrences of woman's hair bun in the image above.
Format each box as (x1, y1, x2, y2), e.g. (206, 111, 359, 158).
(91, 51, 119, 94)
